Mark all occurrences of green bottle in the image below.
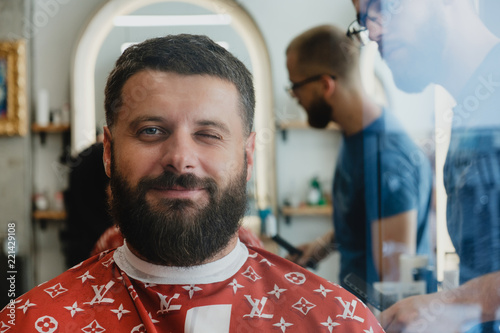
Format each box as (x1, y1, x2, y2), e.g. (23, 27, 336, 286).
(307, 177, 326, 206)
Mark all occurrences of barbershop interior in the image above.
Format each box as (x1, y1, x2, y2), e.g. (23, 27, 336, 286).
(2, 0, 500, 330)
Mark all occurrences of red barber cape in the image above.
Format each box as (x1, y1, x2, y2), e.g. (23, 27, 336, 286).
(0, 242, 384, 332)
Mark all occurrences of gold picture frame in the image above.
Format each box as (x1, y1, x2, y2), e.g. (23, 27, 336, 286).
(0, 40, 27, 136)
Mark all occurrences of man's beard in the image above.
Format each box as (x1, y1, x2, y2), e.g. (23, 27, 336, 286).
(307, 96, 333, 129)
(109, 152, 248, 267)
(380, 11, 445, 93)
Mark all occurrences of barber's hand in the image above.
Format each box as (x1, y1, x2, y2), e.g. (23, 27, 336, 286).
(381, 291, 482, 333)
(285, 242, 316, 267)
(382, 272, 500, 332)
(380, 294, 426, 333)
(285, 231, 334, 268)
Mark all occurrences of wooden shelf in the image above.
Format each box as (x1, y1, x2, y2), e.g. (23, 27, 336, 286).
(31, 123, 70, 133)
(281, 205, 333, 217)
(32, 210, 67, 220)
(278, 120, 340, 131)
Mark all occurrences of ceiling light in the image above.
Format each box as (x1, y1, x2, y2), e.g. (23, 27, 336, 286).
(114, 14, 232, 27)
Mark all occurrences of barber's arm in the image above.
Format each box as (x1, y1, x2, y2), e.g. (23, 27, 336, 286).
(381, 271, 500, 333)
(372, 209, 417, 281)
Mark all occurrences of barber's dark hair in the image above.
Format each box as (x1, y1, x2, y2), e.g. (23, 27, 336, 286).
(286, 25, 360, 79)
(105, 34, 255, 136)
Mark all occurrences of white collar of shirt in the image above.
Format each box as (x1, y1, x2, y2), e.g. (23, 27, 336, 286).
(113, 239, 249, 285)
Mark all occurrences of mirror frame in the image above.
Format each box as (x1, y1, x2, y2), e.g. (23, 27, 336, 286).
(71, 0, 277, 212)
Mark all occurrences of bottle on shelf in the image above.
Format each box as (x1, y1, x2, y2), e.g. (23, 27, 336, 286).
(307, 176, 326, 206)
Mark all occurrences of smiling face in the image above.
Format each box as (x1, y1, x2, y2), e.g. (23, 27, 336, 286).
(103, 70, 255, 266)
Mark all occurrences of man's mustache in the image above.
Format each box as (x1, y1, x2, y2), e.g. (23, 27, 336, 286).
(137, 171, 218, 196)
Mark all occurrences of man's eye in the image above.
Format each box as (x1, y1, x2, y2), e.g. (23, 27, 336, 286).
(197, 133, 222, 140)
(140, 128, 161, 135)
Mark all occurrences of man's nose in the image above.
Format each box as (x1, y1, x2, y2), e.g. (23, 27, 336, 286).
(367, 20, 384, 42)
(160, 131, 197, 173)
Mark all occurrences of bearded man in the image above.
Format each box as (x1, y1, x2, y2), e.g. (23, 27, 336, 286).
(350, 0, 500, 331)
(285, 25, 433, 289)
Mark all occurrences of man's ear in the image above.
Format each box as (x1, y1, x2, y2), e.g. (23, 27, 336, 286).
(245, 132, 256, 182)
(103, 126, 112, 178)
(322, 74, 337, 99)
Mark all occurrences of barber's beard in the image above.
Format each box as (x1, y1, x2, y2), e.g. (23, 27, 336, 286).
(109, 154, 248, 267)
(381, 12, 445, 93)
(307, 96, 333, 129)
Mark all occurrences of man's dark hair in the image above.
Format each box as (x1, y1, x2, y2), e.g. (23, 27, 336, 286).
(105, 34, 255, 136)
(286, 25, 360, 80)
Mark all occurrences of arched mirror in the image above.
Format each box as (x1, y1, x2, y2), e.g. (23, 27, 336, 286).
(71, 0, 277, 217)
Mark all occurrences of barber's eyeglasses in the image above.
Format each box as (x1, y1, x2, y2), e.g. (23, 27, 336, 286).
(346, 18, 370, 46)
(352, 0, 399, 39)
(286, 74, 336, 97)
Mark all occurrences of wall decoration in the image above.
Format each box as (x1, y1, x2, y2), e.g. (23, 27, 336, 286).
(0, 40, 27, 136)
